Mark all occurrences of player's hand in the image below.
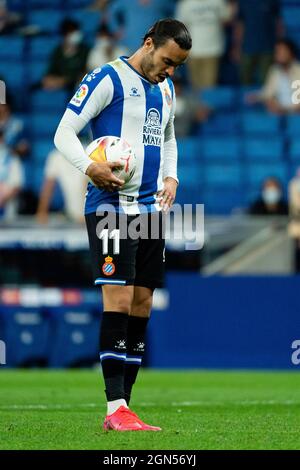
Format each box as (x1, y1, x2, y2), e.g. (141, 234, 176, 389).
(85, 161, 125, 192)
(157, 177, 178, 212)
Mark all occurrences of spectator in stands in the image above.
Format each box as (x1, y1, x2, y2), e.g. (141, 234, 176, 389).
(249, 177, 288, 216)
(172, 76, 211, 137)
(0, 130, 24, 219)
(0, 0, 22, 35)
(288, 169, 300, 272)
(0, 101, 29, 159)
(36, 148, 87, 224)
(176, 0, 234, 88)
(42, 19, 90, 92)
(248, 39, 300, 114)
(87, 23, 127, 70)
(233, 0, 283, 85)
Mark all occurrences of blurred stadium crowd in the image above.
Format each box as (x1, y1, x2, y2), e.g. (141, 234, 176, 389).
(1, 0, 300, 219)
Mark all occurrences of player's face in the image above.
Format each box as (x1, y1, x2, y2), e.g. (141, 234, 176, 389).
(141, 38, 189, 84)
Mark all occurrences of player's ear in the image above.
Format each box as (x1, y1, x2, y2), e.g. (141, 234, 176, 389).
(143, 37, 154, 52)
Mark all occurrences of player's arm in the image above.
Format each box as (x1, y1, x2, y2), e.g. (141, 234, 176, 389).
(54, 71, 124, 191)
(158, 92, 178, 211)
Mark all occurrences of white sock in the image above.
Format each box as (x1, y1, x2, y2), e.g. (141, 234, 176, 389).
(107, 399, 128, 415)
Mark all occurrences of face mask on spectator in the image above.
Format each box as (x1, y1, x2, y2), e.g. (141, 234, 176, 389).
(66, 31, 83, 47)
(262, 188, 281, 205)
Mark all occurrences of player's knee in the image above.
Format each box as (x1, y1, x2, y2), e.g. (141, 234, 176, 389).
(114, 297, 132, 314)
(132, 295, 153, 317)
(102, 285, 134, 314)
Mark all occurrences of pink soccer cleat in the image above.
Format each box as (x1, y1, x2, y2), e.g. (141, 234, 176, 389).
(103, 406, 161, 432)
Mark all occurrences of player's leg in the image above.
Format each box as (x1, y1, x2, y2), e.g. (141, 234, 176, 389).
(85, 212, 138, 426)
(100, 284, 133, 416)
(124, 211, 165, 405)
(101, 284, 161, 431)
(124, 286, 153, 406)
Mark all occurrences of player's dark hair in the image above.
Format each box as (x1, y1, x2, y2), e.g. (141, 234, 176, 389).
(142, 18, 192, 51)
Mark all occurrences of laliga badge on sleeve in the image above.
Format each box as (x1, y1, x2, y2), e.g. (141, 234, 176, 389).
(70, 84, 89, 107)
(102, 256, 116, 276)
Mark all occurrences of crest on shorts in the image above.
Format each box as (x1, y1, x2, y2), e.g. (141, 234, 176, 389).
(102, 256, 115, 276)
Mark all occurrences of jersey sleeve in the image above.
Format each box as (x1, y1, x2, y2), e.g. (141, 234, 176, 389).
(67, 65, 115, 123)
(163, 80, 178, 183)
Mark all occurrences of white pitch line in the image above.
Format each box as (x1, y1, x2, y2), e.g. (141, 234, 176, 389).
(0, 403, 99, 410)
(0, 400, 297, 411)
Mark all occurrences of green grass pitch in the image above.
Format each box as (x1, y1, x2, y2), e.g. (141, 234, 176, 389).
(0, 369, 299, 450)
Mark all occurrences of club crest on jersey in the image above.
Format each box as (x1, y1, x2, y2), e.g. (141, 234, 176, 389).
(102, 256, 115, 276)
(71, 84, 89, 106)
(143, 108, 162, 146)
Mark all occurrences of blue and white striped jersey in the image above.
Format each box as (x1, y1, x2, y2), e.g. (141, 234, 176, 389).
(67, 56, 177, 215)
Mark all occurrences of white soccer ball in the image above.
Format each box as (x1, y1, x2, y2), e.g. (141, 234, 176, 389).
(86, 136, 136, 183)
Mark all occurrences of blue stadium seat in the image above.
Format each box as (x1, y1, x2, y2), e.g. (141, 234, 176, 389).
(287, 30, 300, 48)
(32, 163, 46, 195)
(177, 137, 201, 163)
(204, 163, 242, 186)
(67, 0, 93, 6)
(0, 37, 24, 60)
(246, 162, 288, 189)
(70, 10, 101, 35)
(244, 137, 284, 161)
(177, 165, 201, 187)
(6, 0, 24, 10)
(31, 90, 69, 112)
(27, 59, 48, 84)
(202, 137, 241, 161)
(27, 0, 63, 7)
(0, 62, 25, 89)
(241, 111, 281, 135)
(202, 187, 246, 215)
(0, 307, 50, 367)
(32, 139, 55, 163)
(285, 115, 300, 137)
(288, 138, 300, 161)
(282, 6, 300, 29)
(47, 307, 99, 367)
(31, 113, 60, 138)
(200, 86, 237, 109)
(238, 86, 261, 108)
(200, 112, 239, 135)
(175, 185, 202, 205)
(29, 36, 60, 60)
(27, 10, 64, 34)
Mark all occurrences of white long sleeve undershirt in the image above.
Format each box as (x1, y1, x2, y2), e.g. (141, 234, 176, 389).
(54, 109, 94, 174)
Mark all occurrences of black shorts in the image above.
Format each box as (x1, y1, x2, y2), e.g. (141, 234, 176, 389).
(85, 211, 165, 289)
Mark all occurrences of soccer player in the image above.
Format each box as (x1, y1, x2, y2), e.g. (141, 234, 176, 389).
(54, 18, 192, 431)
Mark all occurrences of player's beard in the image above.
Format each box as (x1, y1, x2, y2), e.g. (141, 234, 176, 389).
(140, 51, 158, 84)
